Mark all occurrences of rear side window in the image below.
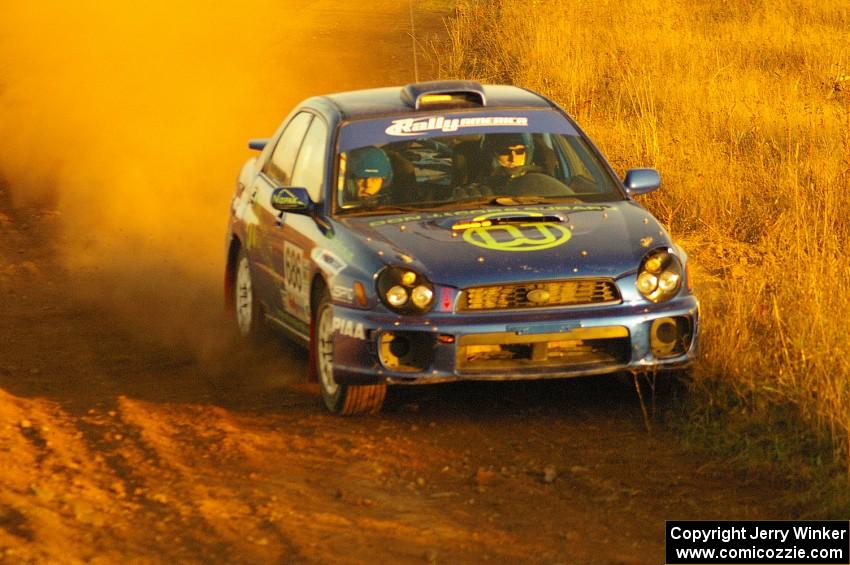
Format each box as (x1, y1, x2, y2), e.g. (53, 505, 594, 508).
(265, 112, 312, 185)
(291, 117, 329, 202)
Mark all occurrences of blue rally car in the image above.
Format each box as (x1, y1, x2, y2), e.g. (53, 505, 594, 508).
(225, 80, 699, 415)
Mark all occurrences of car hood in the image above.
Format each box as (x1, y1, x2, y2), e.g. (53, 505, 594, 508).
(336, 201, 671, 288)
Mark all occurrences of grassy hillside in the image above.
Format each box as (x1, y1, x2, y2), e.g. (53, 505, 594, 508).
(438, 0, 850, 482)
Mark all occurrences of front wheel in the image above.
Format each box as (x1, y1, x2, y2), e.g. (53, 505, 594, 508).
(313, 290, 386, 415)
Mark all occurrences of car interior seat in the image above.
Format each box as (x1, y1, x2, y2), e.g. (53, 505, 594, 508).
(530, 134, 558, 177)
(385, 150, 418, 203)
(451, 139, 483, 187)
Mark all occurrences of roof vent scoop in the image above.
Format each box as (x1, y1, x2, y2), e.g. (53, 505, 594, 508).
(401, 80, 486, 110)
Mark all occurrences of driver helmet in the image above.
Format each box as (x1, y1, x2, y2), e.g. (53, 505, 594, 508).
(349, 146, 393, 201)
(484, 133, 535, 172)
(351, 147, 393, 181)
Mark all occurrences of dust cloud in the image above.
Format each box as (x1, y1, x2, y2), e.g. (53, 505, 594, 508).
(0, 1, 337, 363)
(0, 0, 431, 370)
(0, 0, 297, 251)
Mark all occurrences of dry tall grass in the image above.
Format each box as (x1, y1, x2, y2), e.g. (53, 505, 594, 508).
(439, 0, 850, 469)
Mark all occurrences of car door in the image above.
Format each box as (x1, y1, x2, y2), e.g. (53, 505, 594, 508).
(272, 114, 331, 336)
(248, 111, 313, 317)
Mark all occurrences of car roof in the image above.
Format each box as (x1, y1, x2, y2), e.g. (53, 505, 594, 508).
(307, 82, 555, 121)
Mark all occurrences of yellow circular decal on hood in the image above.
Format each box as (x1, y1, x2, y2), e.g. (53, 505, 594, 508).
(462, 212, 571, 252)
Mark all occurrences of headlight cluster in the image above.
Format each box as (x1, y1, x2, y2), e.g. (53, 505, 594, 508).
(377, 266, 434, 314)
(636, 249, 683, 302)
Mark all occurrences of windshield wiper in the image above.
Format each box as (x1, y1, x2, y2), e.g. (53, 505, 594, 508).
(492, 196, 553, 205)
(344, 204, 424, 216)
(425, 196, 509, 210)
(427, 194, 580, 210)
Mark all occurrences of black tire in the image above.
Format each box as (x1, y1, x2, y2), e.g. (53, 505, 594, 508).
(313, 289, 386, 415)
(233, 248, 265, 340)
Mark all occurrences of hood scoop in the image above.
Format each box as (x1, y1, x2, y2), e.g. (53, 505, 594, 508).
(451, 214, 564, 231)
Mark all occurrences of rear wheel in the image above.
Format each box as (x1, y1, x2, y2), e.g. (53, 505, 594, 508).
(313, 289, 386, 415)
(234, 248, 264, 339)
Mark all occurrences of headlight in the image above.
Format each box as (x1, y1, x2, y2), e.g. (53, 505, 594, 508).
(411, 285, 434, 309)
(377, 266, 434, 314)
(644, 255, 663, 274)
(636, 272, 658, 294)
(386, 286, 409, 307)
(401, 271, 417, 286)
(658, 271, 680, 292)
(637, 249, 683, 302)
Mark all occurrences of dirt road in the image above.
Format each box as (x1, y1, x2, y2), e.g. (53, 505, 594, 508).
(0, 2, 787, 563)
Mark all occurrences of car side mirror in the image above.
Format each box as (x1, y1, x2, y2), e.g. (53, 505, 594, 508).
(270, 187, 312, 213)
(248, 138, 269, 151)
(623, 168, 660, 195)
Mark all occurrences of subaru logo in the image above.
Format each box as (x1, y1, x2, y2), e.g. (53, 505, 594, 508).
(526, 289, 551, 304)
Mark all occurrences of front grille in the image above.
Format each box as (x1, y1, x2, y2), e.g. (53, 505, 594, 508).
(458, 279, 620, 312)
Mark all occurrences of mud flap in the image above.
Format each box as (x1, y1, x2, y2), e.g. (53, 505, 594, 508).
(307, 316, 318, 382)
(332, 366, 387, 386)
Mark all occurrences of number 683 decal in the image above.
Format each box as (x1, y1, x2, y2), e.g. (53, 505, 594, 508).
(284, 242, 310, 321)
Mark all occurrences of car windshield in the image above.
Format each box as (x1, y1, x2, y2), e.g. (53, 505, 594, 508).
(335, 128, 624, 214)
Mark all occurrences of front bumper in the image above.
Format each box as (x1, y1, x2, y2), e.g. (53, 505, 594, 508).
(330, 296, 699, 385)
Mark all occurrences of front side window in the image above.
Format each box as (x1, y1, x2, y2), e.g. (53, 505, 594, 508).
(291, 117, 328, 202)
(334, 110, 623, 214)
(265, 112, 312, 185)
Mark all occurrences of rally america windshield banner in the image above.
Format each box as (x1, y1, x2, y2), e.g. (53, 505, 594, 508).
(336, 109, 578, 152)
